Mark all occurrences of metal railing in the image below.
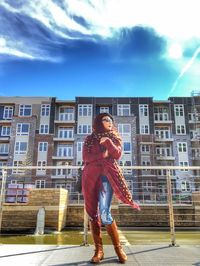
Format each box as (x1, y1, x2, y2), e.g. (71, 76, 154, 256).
(0, 165, 200, 247)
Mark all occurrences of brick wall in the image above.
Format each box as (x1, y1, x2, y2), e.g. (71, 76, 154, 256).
(2, 188, 68, 232)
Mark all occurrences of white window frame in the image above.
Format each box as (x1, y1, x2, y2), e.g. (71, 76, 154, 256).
(41, 104, 50, 116)
(12, 161, 24, 174)
(0, 161, 7, 176)
(35, 180, 46, 188)
(58, 127, 74, 139)
(142, 180, 153, 192)
(15, 142, 28, 154)
(59, 107, 74, 121)
(141, 144, 150, 153)
(174, 104, 184, 116)
(176, 125, 186, 135)
(179, 161, 189, 171)
(16, 123, 30, 136)
(78, 125, 91, 134)
(19, 104, 32, 116)
(155, 127, 170, 139)
(140, 125, 149, 134)
(139, 104, 149, 116)
(37, 161, 47, 174)
(123, 142, 131, 154)
(117, 104, 130, 116)
(38, 142, 48, 152)
(40, 124, 49, 134)
(177, 142, 187, 153)
(77, 142, 84, 153)
(78, 105, 92, 116)
(118, 124, 131, 135)
(57, 144, 73, 157)
(100, 107, 110, 113)
(181, 181, 191, 192)
(1, 126, 11, 136)
(3, 106, 13, 119)
(0, 143, 9, 154)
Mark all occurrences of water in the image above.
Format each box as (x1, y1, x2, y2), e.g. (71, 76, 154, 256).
(0, 230, 199, 245)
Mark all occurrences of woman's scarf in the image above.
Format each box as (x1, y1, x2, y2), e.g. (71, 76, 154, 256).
(84, 131, 121, 153)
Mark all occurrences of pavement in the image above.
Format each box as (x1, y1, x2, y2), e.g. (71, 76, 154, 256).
(0, 244, 200, 266)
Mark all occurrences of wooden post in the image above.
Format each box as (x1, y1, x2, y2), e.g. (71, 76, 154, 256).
(0, 169, 7, 233)
(167, 169, 176, 246)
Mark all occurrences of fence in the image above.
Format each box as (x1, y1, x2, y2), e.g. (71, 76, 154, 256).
(0, 165, 200, 246)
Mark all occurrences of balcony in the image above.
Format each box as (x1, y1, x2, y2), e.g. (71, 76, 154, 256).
(54, 113, 75, 124)
(0, 119, 12, 124)
(51, 174, 73, 179)
(52, 155, 74, 160)
(156, 155, 175, 160)
(53, 137, 75, 142)
(0, 137, 10, 142)
(154, 113, 172, 124)
(155, 137, 174, 142)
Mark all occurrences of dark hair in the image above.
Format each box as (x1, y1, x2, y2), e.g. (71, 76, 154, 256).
(93, 113, 114, 133)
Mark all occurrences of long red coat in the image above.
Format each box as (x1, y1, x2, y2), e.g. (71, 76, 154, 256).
(82, 136, 140, 220)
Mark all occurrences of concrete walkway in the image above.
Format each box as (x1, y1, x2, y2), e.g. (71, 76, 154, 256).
(0, 244, 200, 266)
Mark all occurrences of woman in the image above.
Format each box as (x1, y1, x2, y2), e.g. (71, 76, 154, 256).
(82, 113, 140, 264)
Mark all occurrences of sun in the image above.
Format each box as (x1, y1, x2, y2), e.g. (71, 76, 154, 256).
(168, 43, 183, 59)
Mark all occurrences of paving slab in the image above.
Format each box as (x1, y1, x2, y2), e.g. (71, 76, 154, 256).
(0, 244, 200, 266)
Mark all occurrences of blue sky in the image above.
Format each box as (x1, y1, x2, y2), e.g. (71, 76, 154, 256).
(0, 0, 200, 100)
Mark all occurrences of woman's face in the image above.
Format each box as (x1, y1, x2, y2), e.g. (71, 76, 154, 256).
(102, 116, 113, 131)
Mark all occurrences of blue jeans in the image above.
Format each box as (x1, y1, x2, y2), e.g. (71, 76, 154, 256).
(99, 176, 113, 225)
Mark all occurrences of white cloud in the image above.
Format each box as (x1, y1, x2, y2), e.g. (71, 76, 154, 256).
(1, 0, 200, 65)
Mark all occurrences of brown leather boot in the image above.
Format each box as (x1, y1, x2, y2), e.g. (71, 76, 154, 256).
(106, 220, 127, 263)
(90, 220, 104, 264)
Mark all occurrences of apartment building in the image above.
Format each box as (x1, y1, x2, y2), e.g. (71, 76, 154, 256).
(1, 95, 200, 201)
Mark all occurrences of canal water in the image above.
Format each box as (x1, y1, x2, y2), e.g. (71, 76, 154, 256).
(0, 230, 200, 245)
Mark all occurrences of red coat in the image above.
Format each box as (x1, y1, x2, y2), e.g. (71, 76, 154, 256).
(82, 135, 140, 220)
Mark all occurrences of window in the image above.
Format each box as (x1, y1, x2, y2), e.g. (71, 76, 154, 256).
(77, 142, 83, 152)
(0, 162, 7, 176)
(3, 106, 13, 119)
(140, 125, 149, 134)
(177, 142, 187, 153)
(156, 146, 171, 157)
(154, 107, 169, 121)
(19, 105, 32, 116)
(141, 145, 150, 153)
(155, 127, 170, 139)
(12, 161, 24, 174)
(100, 107, 110, 113)
(57, 144, 73, 157)
(139, 105, 148, 116)
(40, 124, 49, 134)
(78, 105, 92, 116)
(35, 180, 46, 188)
(55, 161, 72, 176)
(38, 142, 48, 152)
(174, 104, 184, 116)
(118, 124, 131, 135)
(17, 123, 29, 135)
(37, 161, 47, 174)
(58, 127, 74, 138)
(143, 180, 152, 192)
(176, 125, 186, 135)
(1, 126, 11, 136)
(142, 160, 151, 166)
(41, 104, 50, 116)
(15, 142, 28, 154)
(123, 142, 131, 154)
(181, 181, 191, 192)
(179, 161, 189, 171)
(117, 104, 130, 116)
(0, 144, 9, 154)
(78, 125, 91, 134)
(59, 107, 74, 121)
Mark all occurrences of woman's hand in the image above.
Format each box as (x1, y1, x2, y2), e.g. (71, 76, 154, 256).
(100, 137, 109, 144)
(102, 149, 109, 158)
